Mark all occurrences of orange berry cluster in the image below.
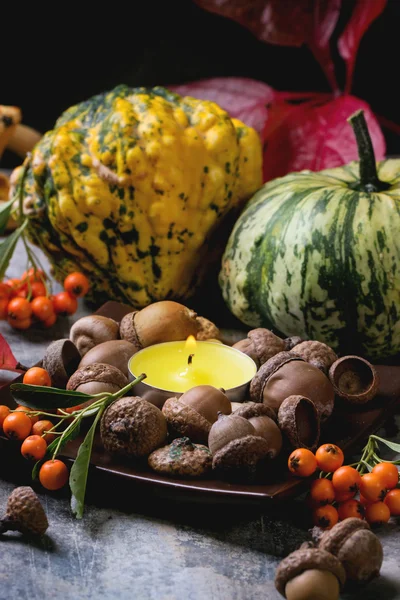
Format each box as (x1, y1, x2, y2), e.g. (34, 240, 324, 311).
(288, 444, 400, 529)
(0, 367, 69, 491)
(0, 269, 90, 330)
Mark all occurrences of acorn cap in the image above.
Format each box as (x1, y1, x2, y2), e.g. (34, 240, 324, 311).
(318, 518, 370, 556)
(42, 338, 81, 388)
(290, 341, 338, 374)
(119, 311, 140, 346)
(233, 328, 286, 367)
(234, 401, 277, 422)
(148, 437, 212, 478)
(5, 487, 49, 536)
(67, 362, 128, 391)
(277, 395, 320, 451)
(196, 316, 220, 341)
(328, 355, 379, 403)
(275, 547, 346, 596)
(162, 397, 211, 444)
(212, 435, 272, 481)
(100, 396, 167, 458)
(250, 352, 304, 403)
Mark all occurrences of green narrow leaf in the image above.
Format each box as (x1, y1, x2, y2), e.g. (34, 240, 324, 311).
(373, 436, 400, 453)
(0, 221, 27, 280)
(69, 407, 104, 519)
(32, 420, 82, 480)
(0, 197, 16, 235)
(11, 382, 92, 409)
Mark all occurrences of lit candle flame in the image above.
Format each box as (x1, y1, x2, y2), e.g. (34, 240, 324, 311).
(185, 335, 197, 351)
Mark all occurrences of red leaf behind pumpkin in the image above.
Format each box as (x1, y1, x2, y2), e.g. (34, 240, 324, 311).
(170, 77, 276, 136)
(0, 332, 20, 372)
(194, 0, 341, 91)
(338, 0, 387, 94)
(262, 95, 386, 181)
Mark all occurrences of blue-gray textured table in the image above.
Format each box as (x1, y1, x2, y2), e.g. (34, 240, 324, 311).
(1, 239, 400, 600)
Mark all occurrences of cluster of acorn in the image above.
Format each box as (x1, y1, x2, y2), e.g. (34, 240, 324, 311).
(274, 517, 383, 600)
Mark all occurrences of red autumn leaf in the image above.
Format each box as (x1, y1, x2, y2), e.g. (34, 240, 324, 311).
(193, 0, 341, 91)
(170, 77, 276, 136)
(338, 0, 387, 94)
(0, 332, 20, 372)
(262, 95, 386, 181)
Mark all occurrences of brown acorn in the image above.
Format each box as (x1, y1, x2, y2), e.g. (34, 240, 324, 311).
(196, 316, 221, 341)
(233, 328, 286, 368)
(0, 487, 48, 536)
(290, 341, 338, 374)
(277, 395, 320, 451)
(234, 402, 282, 459)
(275, 545, 346, 600)
(250, 352, 335, 422)
(328, 355, 379, 404)
(162, 385, 231, 444)
(42, 338, 81, 388)
(119, 301, 199, 348)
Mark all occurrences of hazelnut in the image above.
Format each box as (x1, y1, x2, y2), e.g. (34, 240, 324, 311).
(319, 518, 383, 584)
(233, 328, 285, 368)
(120, 301, 199, 348)
(162, 385, 231, 444)
(277, 395, 320, 451)
(0, 487, 48, 536)
(234, 402, 282, 459)
(290, 341, 338, 374)
(78, 340, 138, 378)
(148, 437, 212, 478)
(250, 352, 335, 422)
(208, 413, 272, 481)
(100, 396, 167, 458)
(196, 316, 220, 341)
(328, 355, 379, 404)
(67, 363, 128, 396)
(275, 545, 346, 600)
(42, 338, 81, 388)
(70, 315, 120, 356)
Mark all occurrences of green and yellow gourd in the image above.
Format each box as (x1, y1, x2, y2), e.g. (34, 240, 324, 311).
(220, 111, 400, 360)
(13, 85, 262, 307)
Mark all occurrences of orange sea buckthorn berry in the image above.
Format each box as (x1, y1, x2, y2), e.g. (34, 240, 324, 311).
(0, 282, 11, 299)
(30, 281, 47, 299)
(31, 296, 55, 322)
(309, 478, 335, 507)
(63, 272, 90, 298)
(313, 504, 339, 530)
(39, 459, 69, 491)
(359, 473, 387, 503)
(332, 466, 362, 496)
(2, 412, 32, 441)
(288, 448, 317, 477)
(384, 489, 400, 516)
(334, 489, 356, 503)
(359, 493, 373, 507)
(32, 420, 56, 443)
(0, 405, 11, 428)
(42, 313, 57, 328)
(22, 268, 47, 283)
(23, 367, 52, 387)
(372, 462, 399, 490)
(52, 291, 78, 316)
(315, 444, 344, 473)
(15, 405, 39, 425)
(365, 501, 391, 526)
(8, 317, 32, 330)
(7, 297, 32, 321)
(0, 298, 8, 320)
(337, 499, 365, 521)
(21, 435, 47, 461)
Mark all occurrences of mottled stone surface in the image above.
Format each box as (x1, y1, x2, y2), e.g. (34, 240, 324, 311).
(1, 238, 400, 599)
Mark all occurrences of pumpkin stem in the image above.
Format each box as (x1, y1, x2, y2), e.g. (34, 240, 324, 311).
(348, 110, 390, 193)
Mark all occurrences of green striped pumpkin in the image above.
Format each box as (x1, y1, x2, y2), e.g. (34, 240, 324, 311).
(219, 111, 400, 360)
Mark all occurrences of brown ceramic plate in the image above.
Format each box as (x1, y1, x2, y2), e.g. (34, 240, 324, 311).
(2, 300, 400, 505)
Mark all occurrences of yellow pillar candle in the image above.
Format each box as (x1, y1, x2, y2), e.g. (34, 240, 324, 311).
(128, 336, 257, 394)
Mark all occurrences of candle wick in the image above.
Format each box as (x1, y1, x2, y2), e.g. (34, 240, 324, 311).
(188, 354, 195, 365)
